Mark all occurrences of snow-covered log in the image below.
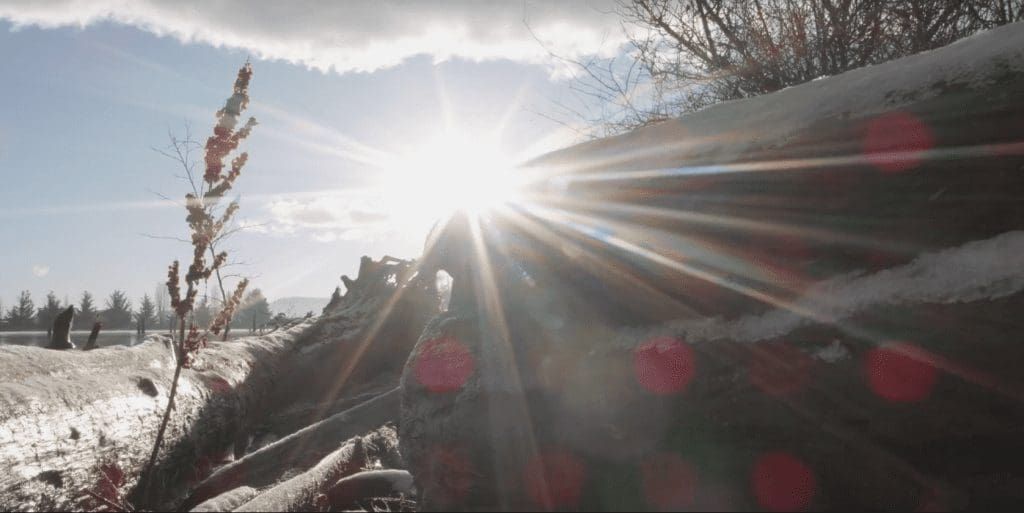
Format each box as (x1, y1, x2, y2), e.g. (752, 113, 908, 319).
(0, 255, 438, 511)
(0, 320, 313, 512)
(401, 22, 1024, 511)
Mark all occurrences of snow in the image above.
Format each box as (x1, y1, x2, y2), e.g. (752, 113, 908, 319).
(618, 230, 1024, 347)
(815, 339, 851, 363)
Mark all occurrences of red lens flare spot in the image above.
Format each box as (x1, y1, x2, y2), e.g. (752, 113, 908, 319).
(750, 342, 814, 397)
(866, 342, 939, 403)
(414, 335, 475, 394)
(641, 452, 698, 511)
(524, 450, 587, 510)
(751, 451, 816, 512)
(863, 112, 934, 172)
(634, 336, 696, 395)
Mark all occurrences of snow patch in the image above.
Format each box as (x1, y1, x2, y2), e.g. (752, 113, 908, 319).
(622, 231, 1024, 346)
(815, 340, 851, 363)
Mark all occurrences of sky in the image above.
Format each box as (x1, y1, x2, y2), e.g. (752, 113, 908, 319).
(0, 0, 628, 308)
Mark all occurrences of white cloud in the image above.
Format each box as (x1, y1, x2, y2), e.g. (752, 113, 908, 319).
(265, 190, 392, 242)
(0, 1, 627, 74)
(31, 264, 49, 277)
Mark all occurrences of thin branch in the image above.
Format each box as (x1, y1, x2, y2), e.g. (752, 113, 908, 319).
(140, 233, 192, 243)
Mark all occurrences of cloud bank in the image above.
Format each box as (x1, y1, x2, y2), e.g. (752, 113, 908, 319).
(264, 190, 394, 243)
(0, 0, 626, 73)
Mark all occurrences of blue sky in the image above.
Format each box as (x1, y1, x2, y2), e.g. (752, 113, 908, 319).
(0, 1, 625, 308)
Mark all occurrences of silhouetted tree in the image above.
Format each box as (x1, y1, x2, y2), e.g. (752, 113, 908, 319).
(192, 296, 214, 328)
(76, 291, 98, 330)
(549, 0, 1018, 136)
(136, 294, 157, 334)
(104, 290, 133, 330)
(5, 291, 36, 330)
(37, 292, 64, 337)
(234, 288, 271, 331)
(966, 0, 1024, 27)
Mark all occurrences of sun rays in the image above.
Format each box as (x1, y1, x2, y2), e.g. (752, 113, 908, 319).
(304, 62, 1024, 512)
(254, 84, 1024, 510)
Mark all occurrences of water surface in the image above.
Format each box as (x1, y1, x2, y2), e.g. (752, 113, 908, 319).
(0, 330, 245, 348)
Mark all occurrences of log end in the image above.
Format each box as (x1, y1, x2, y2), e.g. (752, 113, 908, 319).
(49, 306, 75, 350)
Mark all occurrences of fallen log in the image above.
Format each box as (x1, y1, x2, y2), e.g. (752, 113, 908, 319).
(183, 387, 401, 509)
(0, 255, 438, 511)
(400, 24, 1024, 511)
(0, 320, 312, 512)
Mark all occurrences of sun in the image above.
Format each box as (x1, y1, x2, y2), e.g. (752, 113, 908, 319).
(382, 130, 524, 225)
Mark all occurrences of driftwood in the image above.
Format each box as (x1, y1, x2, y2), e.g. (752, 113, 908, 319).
(83, 322, 102, 351)
(48, 306, 75, 350)
(189, 486, 258, 512)
(183, 388, 401, 509)
(327, 470, 414, 510)
(233, 437, 367, 512)
(0, 255, 438, 511)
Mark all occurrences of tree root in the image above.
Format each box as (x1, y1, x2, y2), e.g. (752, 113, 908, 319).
(327, 470, 414, 510)
(234, 438, 367, 512)
(189, 486, 258, 512)
(183, 388, 401, 509)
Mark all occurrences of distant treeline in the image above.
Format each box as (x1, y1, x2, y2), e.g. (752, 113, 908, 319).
(0, 286, 274, 332)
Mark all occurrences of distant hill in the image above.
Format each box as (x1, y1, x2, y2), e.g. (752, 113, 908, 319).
(268, 297, 329, 317)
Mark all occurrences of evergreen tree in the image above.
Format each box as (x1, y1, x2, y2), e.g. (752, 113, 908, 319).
(192, 296, 214, 328)
(103, 290, 133, 330)
(36, 291, 64, 334)
(234, 288, 272, 331)
(6, 291, 36, 330)
(77, 291, 97, 330)
(136, 294, 156, 333)
(154, 283, 170, 329)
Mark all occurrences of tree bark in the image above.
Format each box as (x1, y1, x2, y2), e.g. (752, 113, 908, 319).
(83, 322, 102, 351)
(48, 306, 75, 350)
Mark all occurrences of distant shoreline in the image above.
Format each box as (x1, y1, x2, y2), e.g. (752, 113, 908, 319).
(0, 329, 167, 334)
